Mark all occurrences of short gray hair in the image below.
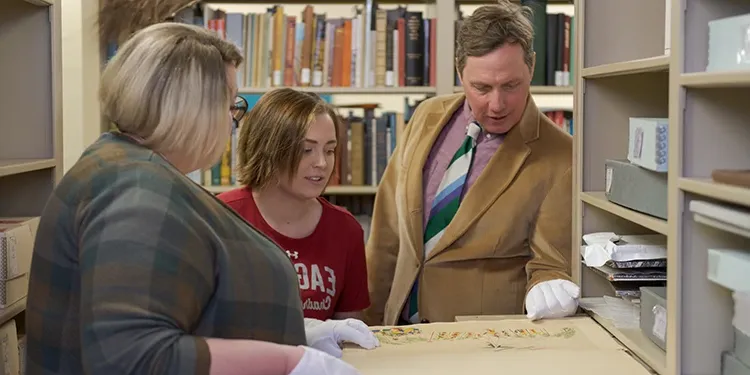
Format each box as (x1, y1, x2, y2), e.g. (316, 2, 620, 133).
(99, 22, 243, 172)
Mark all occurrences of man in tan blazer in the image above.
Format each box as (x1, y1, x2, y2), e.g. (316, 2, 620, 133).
(364, 0, 579, 326)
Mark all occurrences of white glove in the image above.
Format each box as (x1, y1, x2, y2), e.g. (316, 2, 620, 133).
(304, 317, 325, 329)
(525, 279, 580, 321)
(305, 318, 380, 358)
(288, 346, 361, 375)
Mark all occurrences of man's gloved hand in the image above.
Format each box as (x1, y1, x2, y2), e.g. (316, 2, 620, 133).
(288, 346, 361, 375)
(304, 318, 380, 358)
(525, 279, 580, 321)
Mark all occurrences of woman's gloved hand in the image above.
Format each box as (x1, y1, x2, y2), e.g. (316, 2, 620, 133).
(304, 318, 380, 358)
(288, 346, 361, 375)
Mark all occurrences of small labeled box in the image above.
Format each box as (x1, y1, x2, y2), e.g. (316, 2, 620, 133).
(627, 117, 668, 173)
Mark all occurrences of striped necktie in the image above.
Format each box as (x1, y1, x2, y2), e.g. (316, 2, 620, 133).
(404, 121, 482, 324)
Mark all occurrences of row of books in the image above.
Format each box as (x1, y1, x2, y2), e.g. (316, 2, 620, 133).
(145, 1, 575, 91)
(530, 8, 575, 87)
(545, 110, 573, 135)
(171, 1, 436, 89)
(106, 2, 575, 91)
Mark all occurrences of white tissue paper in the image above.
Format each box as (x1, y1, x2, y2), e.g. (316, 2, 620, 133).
(581, 232, 667, 267)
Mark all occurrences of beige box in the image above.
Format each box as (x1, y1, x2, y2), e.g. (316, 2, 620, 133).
(0, 217, 39, 308)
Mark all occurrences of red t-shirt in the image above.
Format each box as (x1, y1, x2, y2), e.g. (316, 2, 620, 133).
(217, 187, 371, 320)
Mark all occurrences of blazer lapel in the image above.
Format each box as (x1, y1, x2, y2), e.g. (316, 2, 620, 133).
(425, 96, 541, 261)
(403, 94, 466, 262)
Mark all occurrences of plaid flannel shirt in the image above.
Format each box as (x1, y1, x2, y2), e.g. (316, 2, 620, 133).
(25, 132, 306, 375)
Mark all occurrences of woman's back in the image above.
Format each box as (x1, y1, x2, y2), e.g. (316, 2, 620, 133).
(25, 132, 306, 374)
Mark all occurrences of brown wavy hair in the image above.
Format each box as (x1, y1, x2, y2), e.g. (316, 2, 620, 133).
(237, 88, 342, 190)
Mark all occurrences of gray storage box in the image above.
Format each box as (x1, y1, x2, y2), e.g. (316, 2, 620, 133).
(639, 286, 667, 351)
(723, 351, 750, 375)
(605, 159, 668, 220)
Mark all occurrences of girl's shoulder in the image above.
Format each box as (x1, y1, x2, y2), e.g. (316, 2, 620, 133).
(318, 198, 364, 235)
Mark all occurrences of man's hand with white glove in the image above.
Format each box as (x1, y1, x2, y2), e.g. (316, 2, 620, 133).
(305, 318, 380, 358)
(525, 279, 580, 321)
(288, 346, 361, 375)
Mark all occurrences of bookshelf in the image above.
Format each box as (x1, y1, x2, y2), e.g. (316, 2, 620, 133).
(574, 0, 750, 375)
(0, 0, 62, 362)
(191, 0, 575, 196)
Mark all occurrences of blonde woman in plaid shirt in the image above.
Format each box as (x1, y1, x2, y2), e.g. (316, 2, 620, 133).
(24, 23, 368, 375)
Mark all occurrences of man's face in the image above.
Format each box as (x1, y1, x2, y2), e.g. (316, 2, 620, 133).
(459, 43, 533, 134)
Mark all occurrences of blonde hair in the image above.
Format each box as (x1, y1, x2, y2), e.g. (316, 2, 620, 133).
(237, 88, 341, 190)
(456, 0, 535, 75)
(99, 22, 243, 172)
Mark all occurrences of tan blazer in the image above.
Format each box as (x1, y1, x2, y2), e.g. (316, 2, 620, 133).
(363, 93, 573, 326)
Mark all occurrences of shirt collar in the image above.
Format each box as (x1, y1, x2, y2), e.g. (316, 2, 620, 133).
(462, 99, 504, 141)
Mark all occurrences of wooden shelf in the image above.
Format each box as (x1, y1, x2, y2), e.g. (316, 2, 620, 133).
(574, 1, 674, 371)
(203, 184, 378, 195)
(576, 0, 750, 374)
(678, 178, 750, 209)
(239, 86, 436, 94)
(0, 159, 56, 178)
(587, 310, 666, 375)
(677, 80, 750, 374)
(453, 85, 574, 94)
(579, 192, 669, 235)
(680, 71, 750, 88)
(581, 55, 670, 79)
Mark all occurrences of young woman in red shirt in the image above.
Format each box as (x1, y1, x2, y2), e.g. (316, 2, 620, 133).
(217, 88, 377, 356)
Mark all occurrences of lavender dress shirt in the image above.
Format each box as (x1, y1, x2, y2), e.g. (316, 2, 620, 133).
(422, 99, 504, 230)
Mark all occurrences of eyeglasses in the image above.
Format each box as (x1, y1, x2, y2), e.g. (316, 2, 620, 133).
(231, 96, 249, 124)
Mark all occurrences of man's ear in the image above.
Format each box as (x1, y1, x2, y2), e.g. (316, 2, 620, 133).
(529, 51, 536, 76)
